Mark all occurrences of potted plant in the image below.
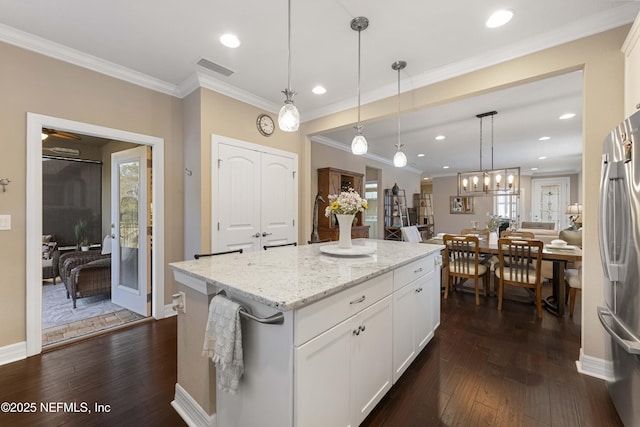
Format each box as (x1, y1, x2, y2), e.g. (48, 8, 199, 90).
(74, 219, 87, 250)
(80, 238, 90, 252)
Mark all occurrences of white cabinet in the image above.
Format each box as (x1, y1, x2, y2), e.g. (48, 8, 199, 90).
(295, 296, 392, 427)
(350, 297, 393, 425)
(392, 254, 439, 383)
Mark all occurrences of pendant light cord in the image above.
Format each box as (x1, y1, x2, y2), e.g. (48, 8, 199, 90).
(396, 67, 401, 148)
(491, 113, 494, 169)
(357, 28, 361, 125)
(287, 0, 292, 93)
(479, 116, 483, 171)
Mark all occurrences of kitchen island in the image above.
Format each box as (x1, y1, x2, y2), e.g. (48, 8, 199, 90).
(169, 239, 443, 427)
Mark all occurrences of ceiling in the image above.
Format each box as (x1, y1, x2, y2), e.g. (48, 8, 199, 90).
(2, 1, 639, 176)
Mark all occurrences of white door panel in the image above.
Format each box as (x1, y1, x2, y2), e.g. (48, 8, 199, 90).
(217, 143, 262, 252)
(213, 137, 297, 252)
(111, 146, 151, 316)
(261, 152, 295, 246)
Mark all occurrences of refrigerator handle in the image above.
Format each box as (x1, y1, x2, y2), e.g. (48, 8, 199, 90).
(597, 306, 640, 355)
(598, 156, 612, 278)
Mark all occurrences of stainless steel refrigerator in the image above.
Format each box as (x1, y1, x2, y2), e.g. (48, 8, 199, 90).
(598, 108, 640, 426)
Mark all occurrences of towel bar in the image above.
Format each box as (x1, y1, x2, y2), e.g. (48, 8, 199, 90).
(216, 290, 284, 325)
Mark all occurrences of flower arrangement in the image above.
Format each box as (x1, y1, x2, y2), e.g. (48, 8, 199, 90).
(487, 214, 501, 232)
(324, 188, 368, 217)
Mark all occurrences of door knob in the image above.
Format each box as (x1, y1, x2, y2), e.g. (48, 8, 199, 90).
(262, 232, 272, 237)
(251, 233, 261, 238)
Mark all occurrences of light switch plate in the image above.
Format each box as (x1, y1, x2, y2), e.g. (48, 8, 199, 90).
(0, 215, 11, 230)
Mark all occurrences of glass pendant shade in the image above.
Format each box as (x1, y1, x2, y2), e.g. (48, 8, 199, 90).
(278, 101, 299, 132)
(351, 133, 368, 155)
(393, 150, 407, 167)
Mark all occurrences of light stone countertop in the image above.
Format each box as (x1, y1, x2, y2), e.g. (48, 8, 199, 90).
(169, 239, 443, 311)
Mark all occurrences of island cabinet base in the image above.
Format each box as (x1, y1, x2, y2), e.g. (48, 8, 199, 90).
(171, 251, 441, 427)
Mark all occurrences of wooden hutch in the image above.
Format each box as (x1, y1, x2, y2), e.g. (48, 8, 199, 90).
(317, 167, 370, 242)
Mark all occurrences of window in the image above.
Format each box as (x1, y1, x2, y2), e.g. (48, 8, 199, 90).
(42, 156, 102, 247)
(494, 190, 523, 225)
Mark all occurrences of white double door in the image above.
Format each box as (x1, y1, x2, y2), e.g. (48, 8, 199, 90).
(213, 138, 297, 252)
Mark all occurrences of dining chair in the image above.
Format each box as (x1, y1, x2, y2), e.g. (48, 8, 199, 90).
(443, 234, 490, 305)
(400, 226, 422, 243)
(565, 267, 582, 317)
(500, 230, 535, 239)
(496, 238, 544, 318)
(263, 242, 298, 250)
(194, 249, 243, 259)
(459, 228, 490, 238)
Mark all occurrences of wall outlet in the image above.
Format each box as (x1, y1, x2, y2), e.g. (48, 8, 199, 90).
(0, 215, 10, 230)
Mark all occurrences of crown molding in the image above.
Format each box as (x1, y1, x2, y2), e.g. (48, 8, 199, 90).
(178, 72, 282, 113)
(0, 23, 179, 97)
(311, 136, 423, 174)
(303, 5, 640, 121)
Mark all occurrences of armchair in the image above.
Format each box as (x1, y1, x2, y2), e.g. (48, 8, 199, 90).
(59, 251, 111, 308)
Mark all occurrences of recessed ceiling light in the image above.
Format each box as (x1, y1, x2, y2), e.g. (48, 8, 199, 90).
(559, 113, 576, 120)
(417, 153, 425, 157)
(219, 33, 240, 48)
(531, 167, 539, 171)
(312, 85, 326, 95)
(423, 177, 430, 180)
(538, 156, 547, 160)
(443, 166, 449, 169)
(435, 135, 445, 141)
(486, 10, 514, 28)
(539, 136, 550, 141)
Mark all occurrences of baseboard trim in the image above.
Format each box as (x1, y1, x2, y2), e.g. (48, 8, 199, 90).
(164, 303, 177, 318)
(172, 383, 216, 427)
(0, 341, 27, 366)
(576, 348, 612, 381)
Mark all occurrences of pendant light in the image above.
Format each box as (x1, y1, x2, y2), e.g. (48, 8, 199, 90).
(392, 60, 407, 168)
(278, 0, 299, 132)
(457, 111, 520, 196)
(351, 17, 369, 155)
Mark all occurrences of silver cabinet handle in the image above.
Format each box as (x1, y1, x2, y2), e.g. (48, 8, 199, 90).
(359, 325, 366, 332)
(415, 287, 423, 293)
(251, 233, 261, 238)
(414, 267, 423, 274)
(353, 329, 360, 336)
(349, 295, 366, 305)
(262, 232, 273, 237)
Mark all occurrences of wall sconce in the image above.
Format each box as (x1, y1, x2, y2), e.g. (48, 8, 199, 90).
(0, 178, 10, 192)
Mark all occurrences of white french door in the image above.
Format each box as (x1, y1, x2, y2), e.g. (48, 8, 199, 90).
(531, 177, 570, 230)
(111, 146, 151, 316)
(213, 136, 297, 252)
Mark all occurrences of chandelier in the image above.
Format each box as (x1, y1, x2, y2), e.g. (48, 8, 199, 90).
(457, 111, 520, 196)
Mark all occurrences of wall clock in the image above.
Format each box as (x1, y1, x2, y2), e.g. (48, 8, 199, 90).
(257, 114, 275, 137)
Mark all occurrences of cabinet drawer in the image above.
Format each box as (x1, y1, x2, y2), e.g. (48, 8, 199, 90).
(294, 272, 392, 347)
(393, 255, 434, 291)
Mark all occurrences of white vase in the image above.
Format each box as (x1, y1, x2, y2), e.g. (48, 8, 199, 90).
(489, 231, 498, 245)
(336, 214, 355, 249)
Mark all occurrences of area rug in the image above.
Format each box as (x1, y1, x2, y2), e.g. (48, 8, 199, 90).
(42, 281, 145, 345)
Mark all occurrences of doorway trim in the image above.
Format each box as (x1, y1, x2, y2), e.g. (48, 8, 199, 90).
(26, 113, 165, 356)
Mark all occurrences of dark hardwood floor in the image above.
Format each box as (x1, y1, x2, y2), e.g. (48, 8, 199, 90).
(0, 287, 623, 427)
(0, 317, 186, 427)
(363, 288, 623, 427)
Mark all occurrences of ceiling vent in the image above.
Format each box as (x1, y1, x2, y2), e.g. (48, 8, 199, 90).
(197, 58, 234, 77)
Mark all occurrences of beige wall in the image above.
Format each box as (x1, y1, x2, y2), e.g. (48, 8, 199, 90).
(310, 142, 422, 238)
(432, 173, 580, 234)
(0, 41, 184, 348)
(302, 26, 629, 361)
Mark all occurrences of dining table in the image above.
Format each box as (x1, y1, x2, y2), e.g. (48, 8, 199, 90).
(424, 237, 582, 316)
